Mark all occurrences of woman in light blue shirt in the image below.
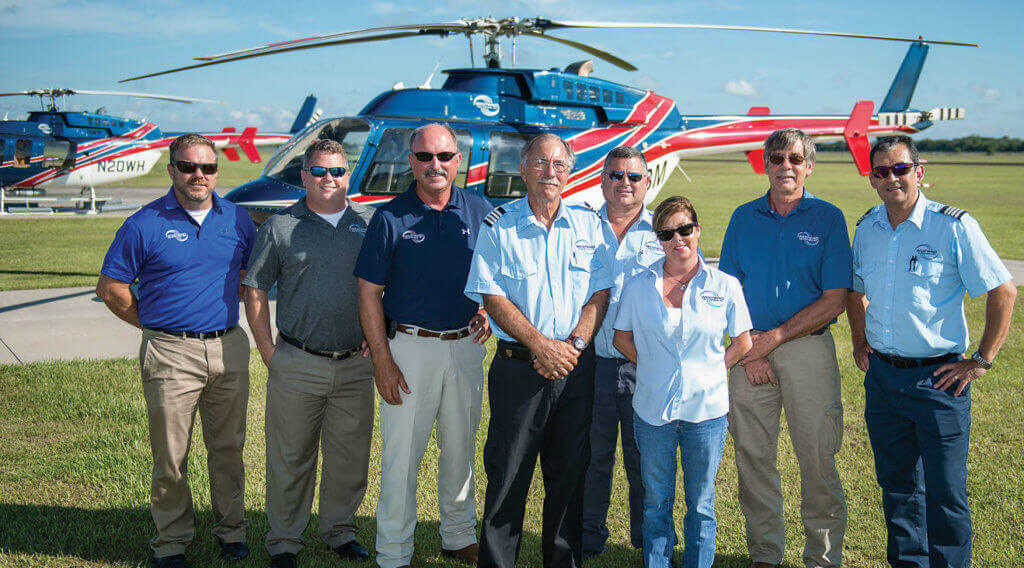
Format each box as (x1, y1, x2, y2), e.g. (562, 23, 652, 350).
(613, 196, 752, 568)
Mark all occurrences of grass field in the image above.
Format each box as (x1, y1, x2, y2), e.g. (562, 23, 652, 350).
(1, 297, 1022, 567)
(1, 152, 1021, 292)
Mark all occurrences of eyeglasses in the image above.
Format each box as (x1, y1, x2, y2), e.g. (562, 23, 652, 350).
(605, 170, 644, 182)
(655, 222, 699, 241)
(173, 160, 218, 175)
(411, 151, 458, 163)
(768, 153, 806, 166)
(528, 158, 571, 174)
(871, 162, 918, 179)
(305, 166, 347, 177)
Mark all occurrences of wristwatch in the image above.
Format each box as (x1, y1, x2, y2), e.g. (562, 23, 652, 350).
(567, 335, 587, 351)
(971, 350, 993, 370)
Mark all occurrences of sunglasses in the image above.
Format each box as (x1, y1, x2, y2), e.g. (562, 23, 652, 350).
(173, 160, 218, 175)
(411, 151, 458, 163)
(768, 153, 806, 166)
(305, 166, 347, 177)
(606, 170, 644, 182)
(871, 162, 917, 179)
(655, 222, 699, 241)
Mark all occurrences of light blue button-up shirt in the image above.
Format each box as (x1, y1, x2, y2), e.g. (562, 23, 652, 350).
(593, 205, 665, 358)
(465, 197, 613, 342)
(852, 193, 1011, 358)
(614, 256, 752, 425)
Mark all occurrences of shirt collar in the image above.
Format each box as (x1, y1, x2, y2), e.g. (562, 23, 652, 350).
(407, 182, 463, 212)
(874, 191, 930, 231)
(645, 253, 710, 280)
(292, 197, 348, 222)
(755, 188, 815, 215)
(517, 198, 570, 231)
(162, 187, 222, 213)
(598, 203, 653, 231)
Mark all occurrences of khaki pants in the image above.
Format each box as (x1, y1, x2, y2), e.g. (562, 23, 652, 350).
(264, 340, 375, 555)
(375, 332, 485, 568)
(728, 329, 847, 568)
(139, 326, 250, 558)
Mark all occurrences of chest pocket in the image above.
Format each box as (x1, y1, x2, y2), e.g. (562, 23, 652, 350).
(500, 259, 537, 299)
(909, 259, 944, 283)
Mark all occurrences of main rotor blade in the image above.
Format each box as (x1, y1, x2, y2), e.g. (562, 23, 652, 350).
(70, 89, 223, 104)
(533, 19, 978, 47)
(524, 32, 638, 71)
(121, 31, 427, 82)
(196, 20, 471, 61)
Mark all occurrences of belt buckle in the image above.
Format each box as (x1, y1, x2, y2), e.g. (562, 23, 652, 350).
(503, 347, 513, 359)
(439, 331, 457, 340)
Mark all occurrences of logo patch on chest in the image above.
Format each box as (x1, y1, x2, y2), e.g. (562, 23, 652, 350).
(699, 291, 726, 307)
(796, 231, 820, 246)
(915, 244, 939, 260)
(401, 230, 425, 243)
(165, 229, 188, 242)
(575, 239, 597, 254)
(349, 223, 367, 236)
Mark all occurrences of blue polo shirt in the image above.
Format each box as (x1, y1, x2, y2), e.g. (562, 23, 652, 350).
(719, 190, 852, 331)
(101, 189, 256, 332)
(354, 184, 493, 331)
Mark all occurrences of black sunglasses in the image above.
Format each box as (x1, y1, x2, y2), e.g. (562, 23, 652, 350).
(655, 222, 699, 241)
(411, 151, 457, 163)
(305, 166, 347, 177)
(871, 162, 917, 179)
(768, 153, 806, 166)
(606, 170, 644, 182)
(174, 160, 218, 175)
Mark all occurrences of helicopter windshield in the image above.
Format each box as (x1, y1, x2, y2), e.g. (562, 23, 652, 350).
(360, 127, 471, 196)
(263, 118, 371, 189)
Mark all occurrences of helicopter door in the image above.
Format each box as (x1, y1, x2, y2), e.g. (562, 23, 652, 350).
(13, 139, 32, 167)
(483, 131, 530, 199)
(42, 140, 74, 170)
(360, 127, 472, 195)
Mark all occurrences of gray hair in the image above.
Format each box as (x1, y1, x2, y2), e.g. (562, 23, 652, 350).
(302, 138, 347, 168)
(870, 135, 919, 166)
(408, 122, 458, 151)
(763, 128, 816, 170)
(604, 145, 648, 172)
(520, 133, 576, 169)
(169, 133, 215, 162)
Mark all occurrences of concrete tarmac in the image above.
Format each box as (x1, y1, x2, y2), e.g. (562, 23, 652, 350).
(1, 261, 1021, 365)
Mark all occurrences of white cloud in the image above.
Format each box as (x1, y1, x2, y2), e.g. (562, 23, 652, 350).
(723, 78, 757, 96)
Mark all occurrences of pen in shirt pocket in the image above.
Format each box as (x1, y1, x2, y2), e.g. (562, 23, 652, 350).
(908, 255, 918, 271)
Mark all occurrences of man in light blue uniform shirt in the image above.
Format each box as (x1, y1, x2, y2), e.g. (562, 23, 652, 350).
(848, 135, 1016, 568)
(465, 133, 612, 568)
(582, 146, 663, 559)
(719, 128, 850, 568)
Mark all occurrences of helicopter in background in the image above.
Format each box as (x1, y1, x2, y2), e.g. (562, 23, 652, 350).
(0, 88, 319, 199)
(122, 17, 972, 223)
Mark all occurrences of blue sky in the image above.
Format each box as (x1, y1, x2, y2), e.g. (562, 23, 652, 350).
(1, 0, 1021, 139)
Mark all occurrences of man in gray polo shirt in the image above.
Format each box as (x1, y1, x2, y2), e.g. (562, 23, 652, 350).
(243, 139, 375, 568)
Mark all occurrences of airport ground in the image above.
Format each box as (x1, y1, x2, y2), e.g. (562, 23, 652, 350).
(1, 153, 1022, 566)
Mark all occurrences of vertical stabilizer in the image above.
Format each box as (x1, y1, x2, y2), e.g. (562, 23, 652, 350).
(289, 95, 320, 134)
(880, 42, 929, 112)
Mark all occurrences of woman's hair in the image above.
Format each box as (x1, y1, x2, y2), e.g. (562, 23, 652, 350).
(652, 196, 698, 231)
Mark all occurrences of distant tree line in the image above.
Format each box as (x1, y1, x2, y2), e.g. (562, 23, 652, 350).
(817, 136, 1024, 154)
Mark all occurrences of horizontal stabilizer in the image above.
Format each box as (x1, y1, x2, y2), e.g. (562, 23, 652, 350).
(238, 127, 261, 163)
(878, 107, 965, 126)
(220, 127, 241, 161)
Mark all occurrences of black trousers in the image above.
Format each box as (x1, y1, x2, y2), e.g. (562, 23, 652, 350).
(479, 345, 596, 568)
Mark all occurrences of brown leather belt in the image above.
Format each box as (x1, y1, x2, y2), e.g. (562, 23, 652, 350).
(395, 323, 472, 341)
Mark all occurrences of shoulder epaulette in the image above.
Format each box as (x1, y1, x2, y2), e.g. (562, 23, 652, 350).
(856, 207, 874, 226)
(482, 206, 507, 227)
(939, 205, 967, 220)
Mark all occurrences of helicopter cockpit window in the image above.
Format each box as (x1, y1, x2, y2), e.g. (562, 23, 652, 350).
(14, 139, 32, 168)
(589, 86, 600, 102)
(264, 118, 371, 189)
(43, 140, 73, 169)
(575, 83, 586, 100)
(602, 89, 613, 103)
(563, 81, 574, 100)
(485, 131, 530, 199)
(615, 92, 625, 104)
(361, 127, 470, 196)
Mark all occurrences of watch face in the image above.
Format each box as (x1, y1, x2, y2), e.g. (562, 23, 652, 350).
(571, 337, 586, 350)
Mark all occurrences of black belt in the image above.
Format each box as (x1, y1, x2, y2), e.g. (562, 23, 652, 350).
(496, 339, 535, 362)
(150, 326, 235, 340)
(874, 351, 958, 369)
(279, 333, 360, 361)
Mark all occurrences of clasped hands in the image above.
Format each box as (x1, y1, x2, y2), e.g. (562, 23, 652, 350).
(532, 337, 581, 380)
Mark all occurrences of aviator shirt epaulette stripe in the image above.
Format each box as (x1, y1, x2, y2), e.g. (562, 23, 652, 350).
(483, 206, 507, 227)
(938, 205, 967, 220)
(857, 207, 875, 226)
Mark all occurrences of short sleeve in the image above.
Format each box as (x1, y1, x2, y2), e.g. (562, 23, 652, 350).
(353, 210, 395, 285)
(588, 227, 614, 293)
(242, 221, 279, 290)
(820, 208, 853, 290)
(100, 219, 145, 284)
(613, 278, 637, 332)
(237, 209, 257, 268)
(718, 211, 743, 281)
(851, 228, 866, 294)
(954, 215, 1012, 298)
(463, 222, 507, 303)
(726, 278, 753, 337)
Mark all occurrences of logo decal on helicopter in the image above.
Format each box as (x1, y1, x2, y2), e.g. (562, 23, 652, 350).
(38, 123, 52, 134)
(472, 94, 500, 117)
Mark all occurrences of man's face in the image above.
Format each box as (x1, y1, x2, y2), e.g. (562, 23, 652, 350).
(408, 125, 461, 194)
(300, 151, 350, 211)
(601, 156, 649, 212)
(869, 144, 923, 210)
(766, 140, 814, 196)
(520, 138, 572, 203)
(167, 144, 217, 207)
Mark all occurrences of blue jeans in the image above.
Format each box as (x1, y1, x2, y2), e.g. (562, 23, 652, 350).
(633, 412, 727, 568)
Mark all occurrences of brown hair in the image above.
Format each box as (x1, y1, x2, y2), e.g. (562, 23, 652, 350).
(652, 196, 698, 230)
(168, 133, 215, 162)
(303, 138, 347, 168)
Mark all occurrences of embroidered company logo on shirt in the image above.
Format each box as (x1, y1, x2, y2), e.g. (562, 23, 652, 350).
(402, 230, 426, 243)
(915, 243, 939, 260)
(349, 223, 367, 236)
(164, 229, 188, 242)
(575, 239, 597, 253)
(796, 231, 820, 246)
(699, 290, 726, 308)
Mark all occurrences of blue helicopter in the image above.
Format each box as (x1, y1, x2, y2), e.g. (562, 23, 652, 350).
(121, 17, 973, 223)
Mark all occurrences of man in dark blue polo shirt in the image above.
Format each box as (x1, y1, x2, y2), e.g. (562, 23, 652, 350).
(719, 128, 851, 568)
(354, 122, 493, 568)
(97, 134, 255, 568)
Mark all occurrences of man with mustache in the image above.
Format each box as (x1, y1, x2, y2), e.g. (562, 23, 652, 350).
(848, 135, 1015, 568)
(243, 139, 376, 568)
(355, 123, 494, 568)
(465, 133, 612, 568)
(719, 128, 851, 568)
(96, 133, 256, 568)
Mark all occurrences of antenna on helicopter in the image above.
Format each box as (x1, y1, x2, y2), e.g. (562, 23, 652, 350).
(0, 88, 223, 111)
